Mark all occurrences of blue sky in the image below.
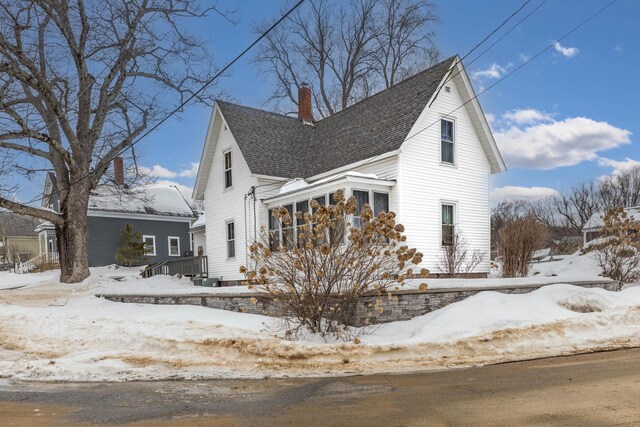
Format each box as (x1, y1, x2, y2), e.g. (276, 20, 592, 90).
(16, 0, 640, 204)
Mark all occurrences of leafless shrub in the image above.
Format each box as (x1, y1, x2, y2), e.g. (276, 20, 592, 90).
(497, 215, 548, 278)
(437, 233, 485, 278)
(241, 190, 428, 340)
(584, 207, 640, 289)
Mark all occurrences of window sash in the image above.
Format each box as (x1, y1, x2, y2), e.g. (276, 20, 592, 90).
(353, 190, 369, 228)
(226, 222, 235, 258)
(441, 119, 454, 164)
(224, 151, 232, 188)
(168, 237, 180, 256)
(442, 204, 455, 246)
(373, 192, 389, 216)
(282, 204, 295, 248)
(143, 235, 156, 256)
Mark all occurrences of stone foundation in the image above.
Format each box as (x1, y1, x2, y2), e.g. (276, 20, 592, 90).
(100, 280, 618, 327)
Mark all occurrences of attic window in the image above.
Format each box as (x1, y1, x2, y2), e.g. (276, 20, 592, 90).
(224, 150, 232, 188)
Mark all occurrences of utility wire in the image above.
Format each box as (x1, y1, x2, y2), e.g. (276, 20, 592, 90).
(354, 0, 615, 174)
(428, 0, 539, 108)
(23, 0, 306, 206)
(405, 0, 617, 146)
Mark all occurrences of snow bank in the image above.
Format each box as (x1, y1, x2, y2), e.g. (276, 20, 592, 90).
(2, 275, 640, 381)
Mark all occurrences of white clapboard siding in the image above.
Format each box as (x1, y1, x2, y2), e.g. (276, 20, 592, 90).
(204, 115, 259, 281)
(398, 73, 491, 273)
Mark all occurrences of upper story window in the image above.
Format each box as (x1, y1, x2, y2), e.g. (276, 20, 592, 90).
(224, 150, 232, 188)
(442, 204, 455, 246)
(441, 118, 454, 164)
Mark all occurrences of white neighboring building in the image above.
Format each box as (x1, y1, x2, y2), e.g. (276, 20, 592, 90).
(193, 56, 506, 285)
(583, 206, 640, 244)
(189, 214, 207, 256)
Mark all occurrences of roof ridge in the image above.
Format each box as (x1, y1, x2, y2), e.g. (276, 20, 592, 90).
(217, 99, 301, 122)
(315, 55, 458, 124)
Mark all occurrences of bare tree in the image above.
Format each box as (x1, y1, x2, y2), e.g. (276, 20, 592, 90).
(437, 232, 485, 278)
(497, 215, 548, 278)
(553, 181, 601, 234)
(254, 0, 440, 118)
(599, 166, 640, 210)
(584, 207, 640, 289)
(0, 1, 227, 283)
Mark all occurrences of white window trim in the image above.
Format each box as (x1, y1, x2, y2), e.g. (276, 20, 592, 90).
(439, 115, 457, 167)
(223, 149, 233, 190)
(143, 235, 156, 256)
(168, 236, 180, 257)
(440, 201, 458, 247)
(226, 220, 236, 259)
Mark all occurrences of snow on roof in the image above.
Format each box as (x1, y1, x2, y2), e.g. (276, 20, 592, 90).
(583, 206, 640, 231)
(190, 213, 206, 231)
(88, 184, 195, 218)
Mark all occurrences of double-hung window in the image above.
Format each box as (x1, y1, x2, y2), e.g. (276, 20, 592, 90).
(224, 150, 232, 188)
(226, 221, 235, 258)
(441, 204, 455, 246)
(441, 118, 454, 164)
(143, 235, 156, 256)
(168, 236, 180, 256)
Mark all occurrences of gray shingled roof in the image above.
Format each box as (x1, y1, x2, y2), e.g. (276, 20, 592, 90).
(217, 56, 456, 179)
(0, 211, 39, 237)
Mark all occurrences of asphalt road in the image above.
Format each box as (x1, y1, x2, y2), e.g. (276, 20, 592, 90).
(2, 348, 640, 426)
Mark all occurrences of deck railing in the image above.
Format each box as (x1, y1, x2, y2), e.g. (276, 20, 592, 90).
(15, 252, 60, 274)
(141, 256, 208, 279)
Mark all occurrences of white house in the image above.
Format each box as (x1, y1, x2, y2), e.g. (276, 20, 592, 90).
(583, 206, 640, 244)
(193, 56, 506, 285)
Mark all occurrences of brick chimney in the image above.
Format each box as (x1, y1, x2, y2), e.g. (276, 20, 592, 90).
(298, 83, 313, 123)
(113, 156, 124, 186)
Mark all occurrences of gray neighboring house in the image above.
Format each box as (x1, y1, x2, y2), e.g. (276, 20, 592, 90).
(39, 171, 196, 266)
(0, 211, 40, 263)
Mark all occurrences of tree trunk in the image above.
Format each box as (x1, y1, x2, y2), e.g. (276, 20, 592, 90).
(56, 182, 91, 284)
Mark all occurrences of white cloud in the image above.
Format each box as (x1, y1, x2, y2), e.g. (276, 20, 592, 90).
(491, 186, 559, 202)
(495, 116, 632, 169)
(597, 157, 640, 176)
(502, 109, 552, 125)
(613, 44, 623, 53)
(553, 42, 579, 58)
(472, 63, 506, 80)
(519, 53, 530, 62)
(485, 113, 495, 127)
(140, 162, 199, 179)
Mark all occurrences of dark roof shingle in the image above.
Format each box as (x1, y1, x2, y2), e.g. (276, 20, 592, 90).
(217, 56, 456, 179)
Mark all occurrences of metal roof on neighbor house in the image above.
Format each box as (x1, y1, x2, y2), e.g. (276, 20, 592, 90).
(217, 56, 457, 179)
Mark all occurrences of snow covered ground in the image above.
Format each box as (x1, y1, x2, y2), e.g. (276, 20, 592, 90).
(1, 256, 640, 382)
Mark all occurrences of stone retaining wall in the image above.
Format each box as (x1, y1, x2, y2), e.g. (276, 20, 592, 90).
(100, 280, 618, 327)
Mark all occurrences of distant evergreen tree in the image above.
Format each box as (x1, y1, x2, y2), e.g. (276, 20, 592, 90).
(115, 224, 145, 267)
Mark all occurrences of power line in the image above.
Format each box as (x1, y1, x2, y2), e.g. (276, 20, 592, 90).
(24, 0, 306, 206)
(428, 0, 542, 108)
(404, 0, 617, 146)
(355, 0, 615, 174)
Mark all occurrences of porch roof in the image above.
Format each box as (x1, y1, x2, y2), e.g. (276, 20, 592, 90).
(262, 171, 395, 206)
